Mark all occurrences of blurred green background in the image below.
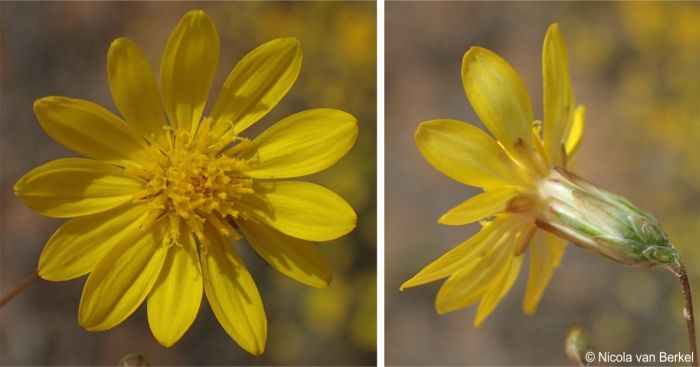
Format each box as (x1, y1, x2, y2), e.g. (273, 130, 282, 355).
(0, 2, 376, 365)
(387, 2, 700, 365)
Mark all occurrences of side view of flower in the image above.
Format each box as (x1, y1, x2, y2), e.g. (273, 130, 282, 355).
(14, 10, 358, 355)
(402, 23, 682, 328)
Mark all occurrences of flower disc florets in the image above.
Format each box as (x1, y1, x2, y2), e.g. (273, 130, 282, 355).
(131, 121, 254, 244)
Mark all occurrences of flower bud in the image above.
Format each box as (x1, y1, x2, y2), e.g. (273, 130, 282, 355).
(508, 168, 680, 268)
(565, 325, 593, 367)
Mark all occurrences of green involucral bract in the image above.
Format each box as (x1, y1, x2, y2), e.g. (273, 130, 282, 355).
(522, 168, 680, 268)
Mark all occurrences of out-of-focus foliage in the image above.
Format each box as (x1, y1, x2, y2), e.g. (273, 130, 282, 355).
(0, 2, 376, 365)
(387, 2, 699, 365)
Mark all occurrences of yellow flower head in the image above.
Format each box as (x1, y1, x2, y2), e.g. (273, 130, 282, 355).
(402, 24, 585, 326)
(14, 10, 358, 354)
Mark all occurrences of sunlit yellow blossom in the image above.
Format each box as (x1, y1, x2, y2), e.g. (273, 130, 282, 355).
(14, 10, 358, 354)
(402, 24, 586, 325)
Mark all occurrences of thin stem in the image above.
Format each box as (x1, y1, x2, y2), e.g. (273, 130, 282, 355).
(671, 262, 697, 367)
(0, 271, 39, 309)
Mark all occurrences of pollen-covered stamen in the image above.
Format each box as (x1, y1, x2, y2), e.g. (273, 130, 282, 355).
(131, 122, 255, 243)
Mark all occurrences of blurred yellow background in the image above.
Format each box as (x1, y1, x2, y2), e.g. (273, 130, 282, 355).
(387, 2, 700, 365)
(0, 2, 376, 365)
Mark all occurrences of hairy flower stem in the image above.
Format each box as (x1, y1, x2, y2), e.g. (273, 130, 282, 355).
(669, 262, 697, 367)
(0, 271, 39, 309)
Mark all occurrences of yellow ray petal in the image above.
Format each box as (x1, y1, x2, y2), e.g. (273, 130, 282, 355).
(439, 187, 520, 225)
(240, 181, 356, 242)
(462, 47, 533, 151)
(474, 252, 524, 327)
(415, 119, 515, 189)
(201, 225, 266, 355)
(147, 231, 203, 347)
(548, 233, 567, 267)
(38, 203, 149, 281)
(401, 216, 515, 289)
(523, 231, 567, 314)
(160, 10, 219, 134)
(435, 220, 532, 313)
(14, 158, 145, 218)
(543, 23, 575, 167)
(239, 109, 358, 179)
(108, 38, 169, 146)
(565, 105, 586, 161)
(435, 224, 518, 314)
(210, 38, 302, 136)
(78, 218, 168, 331)
(239, 218, 332, 288)
(33, 97, 151, 165)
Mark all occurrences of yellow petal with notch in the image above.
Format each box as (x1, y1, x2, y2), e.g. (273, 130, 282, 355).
(543, 23, 575, 167)
(474, 252, 523, 327)
(462, 47, 533, 151)
(33, 97, 151, 165)
(240, 181, 356, 242)
(239, 109, 358, 179)
(108, 37, 169, 146)
(160, 10, 219, 134)
(14, 158, 144, 218)
(435, 242, 511, 315)
(401, 216, 513, 290)
(201, 225, 267, 355)
(239, 218, 332, 288)
(210, 38, 302, 136)
(148, 231, 203, 347)
(416, 119, 515, 189)
(78, 218, 168, 331)
(38, 203, 149, 281)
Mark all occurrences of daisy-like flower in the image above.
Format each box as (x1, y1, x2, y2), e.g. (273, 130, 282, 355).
(401, 24, 582, 325)
(402, 23, 679, 326)
(14, 10, 358, 354)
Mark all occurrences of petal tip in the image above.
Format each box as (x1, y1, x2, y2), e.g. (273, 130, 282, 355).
(157, 338, 177, 348)
(242, 339, 267, 356)
(437, 214, 450, 225)
(522, 299, 538, 315)
(279, 37, 300, 46)
(434, 294, 449, 315)
(414, 120, 437, 141)
(109, 37, 133, 49)
(545, 23, 563, 43)
(32, 99, 44, 111)
(184, 9, 209, 19)
(265, 37, 300, 54)
(179, 10, 215, 33)
(463, 46, 486, 61)
(399, 279, 414, 291)
(77, 314, 97, 331)
(462, 46, 498, 74)
(36, 267, 51, 281)
(154, 334, 178, 348)
(32, 97, 56, 113)
(311, 273, 333, 288)
(12, 179, 23, 194)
